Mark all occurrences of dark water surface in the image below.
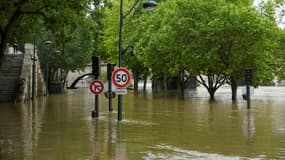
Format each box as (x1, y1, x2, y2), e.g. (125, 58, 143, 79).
(1, 86, 285, 160)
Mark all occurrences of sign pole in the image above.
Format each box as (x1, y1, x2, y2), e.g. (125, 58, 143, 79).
(118, 0, 124, 121)
(108, 79, 112, 112)
(91, 56, 101, 118)
(245, 68, 252, 109)
(89, 80, 104, 118)
(112, 68, 131, 121)
(107, 64, 114, 112)
(95, 94, 99, 117)
(246, 84, 250, 109)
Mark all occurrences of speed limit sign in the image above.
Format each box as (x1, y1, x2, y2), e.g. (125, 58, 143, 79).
(112, 67, 131, 88)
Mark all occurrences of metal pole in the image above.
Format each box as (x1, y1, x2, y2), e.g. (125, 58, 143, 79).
(91, 56, 101, 118)
(44, 41, 52, 96)
(108, 66, 113, 112)
(95, 94, 99, 117)
(108, 79, 113, 111)
(45, 58, 49, 96)
(31, 38, 36, 100)
(118, 0, 123, 121)
(95, 71, 100, 118)
(245, 68, 252, 109)
(246, 85, 251, 109)
(107, 63, 113, 112)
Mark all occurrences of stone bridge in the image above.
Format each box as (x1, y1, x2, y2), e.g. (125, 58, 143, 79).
(65, 64, 107, 89)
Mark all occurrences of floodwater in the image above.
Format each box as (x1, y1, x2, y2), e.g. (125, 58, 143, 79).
(1, 86, 285, 160)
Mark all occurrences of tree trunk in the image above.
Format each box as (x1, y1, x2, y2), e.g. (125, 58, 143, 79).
(143, 73, 147, 92)
(152, 78, 157, 93)
(0, 8, 22, 57)
(133, 67, 138, 94)
(0, 32, 8, 58)
(209, 89, 215, 101)
(178, 76, 185, 99)
(163, 72, 167, 95)
(231, 78, 238, 101)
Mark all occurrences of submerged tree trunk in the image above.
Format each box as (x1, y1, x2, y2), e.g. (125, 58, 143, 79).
(163, 72, 167, 95)
(133, 67, 138, 94)
(152, 78, 157, 93)
(209, 89, 216, 101)
(143, 72, 147, 92)
(230, 77, 239, 101)
(196, 73, 226, 101)
(178, 76, 185, 99)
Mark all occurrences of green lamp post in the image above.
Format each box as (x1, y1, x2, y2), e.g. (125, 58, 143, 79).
(118, 0, 157, 121)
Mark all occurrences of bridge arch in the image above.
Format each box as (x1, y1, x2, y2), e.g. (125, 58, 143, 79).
(68, 73, 93, 89)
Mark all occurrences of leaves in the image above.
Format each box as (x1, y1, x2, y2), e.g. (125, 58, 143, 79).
(101, 0, 279, 98)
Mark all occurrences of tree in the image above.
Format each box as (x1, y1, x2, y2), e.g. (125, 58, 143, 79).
(0, 0, 91, 58)
(135, 0, 228, 99)
(0, 0, 107, 91)
(273, 29, 285, 81)
(102, 0, 278, 100)
(136, 0, 277, 100)
(215, 3, 278, 100)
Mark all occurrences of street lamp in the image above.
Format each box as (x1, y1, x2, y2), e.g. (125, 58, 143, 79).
(122, 45, 136, 57)
(143, 0, 158, 10)
(44, 40, 52, 96)
(118, 0, 157, 121)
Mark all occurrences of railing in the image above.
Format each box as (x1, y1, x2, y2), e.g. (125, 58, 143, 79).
(16, 44, 46, 101)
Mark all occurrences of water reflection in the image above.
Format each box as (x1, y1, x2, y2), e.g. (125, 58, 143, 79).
(1, 87, 285, 159)
(243, 110, 256, 143)
(0, 98, 46, 160)
(20, 100, 46, 159)
(90, 114, 127, 160)
(90, 119, 104, 159)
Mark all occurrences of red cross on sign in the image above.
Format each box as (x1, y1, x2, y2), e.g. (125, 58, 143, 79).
(89, 80, 104, 95)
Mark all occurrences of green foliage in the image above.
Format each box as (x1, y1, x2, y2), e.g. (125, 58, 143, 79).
(0, 0, 91, 54)
(273, 29, 285, 81)
(0, 0, 105, 83)
(102, 0, 280, 99)
(138, 0, 277, 98)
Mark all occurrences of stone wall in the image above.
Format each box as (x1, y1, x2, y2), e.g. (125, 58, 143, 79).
(17, 44, 45, 101)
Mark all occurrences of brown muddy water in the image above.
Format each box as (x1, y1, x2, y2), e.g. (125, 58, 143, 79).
(1, 86, 285, 160)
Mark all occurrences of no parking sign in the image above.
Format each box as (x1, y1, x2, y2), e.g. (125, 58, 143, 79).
(112, 68, 131, 88)
(89, 80, 104, 95)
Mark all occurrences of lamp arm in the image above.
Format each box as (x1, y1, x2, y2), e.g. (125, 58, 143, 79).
(122, 45, 134, 55)
(123, 0, 140, 18)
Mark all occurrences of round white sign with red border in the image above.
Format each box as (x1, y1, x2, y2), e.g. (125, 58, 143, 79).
(112, 67, 131, 88)
(89, 80, 104, 95)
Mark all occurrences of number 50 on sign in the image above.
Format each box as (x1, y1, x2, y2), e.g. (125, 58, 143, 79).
(112, 68, 131, 88)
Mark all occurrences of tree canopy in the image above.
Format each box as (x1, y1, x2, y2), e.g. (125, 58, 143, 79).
(1, 0, 284, 99)
(102, 0, 280, 100)
(0, 0, 105, 84)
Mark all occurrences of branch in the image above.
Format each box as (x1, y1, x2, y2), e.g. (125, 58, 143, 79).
(20, 5, 47, 15)
(217, 78, 226, 89)
(14, 0, 27, 7)
(4, 8, 22, 35)
(196, 75, 209, 91)
(21, 11, 42, 15)
(214, 75, 226, 90)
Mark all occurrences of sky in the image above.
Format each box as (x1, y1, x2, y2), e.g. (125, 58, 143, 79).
(254, 0, 285, 28)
